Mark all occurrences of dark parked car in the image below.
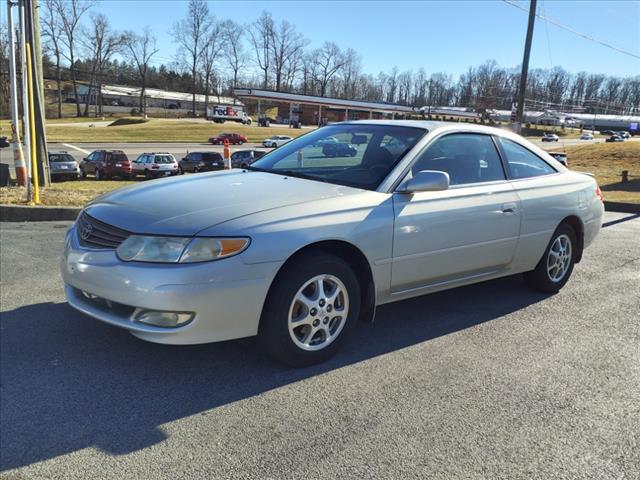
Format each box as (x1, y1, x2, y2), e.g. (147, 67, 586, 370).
(80, 150, 132, 180)
(322, 142, 358, 157)
(49, 151, 81, 181)
(0, 136, 9, 148)
(179, 151, 226, 173)
(605, 135, 624, 143)
(231, 149, 267, 168)
(600, 130, 615, 136)
(209, 133, 248, 145)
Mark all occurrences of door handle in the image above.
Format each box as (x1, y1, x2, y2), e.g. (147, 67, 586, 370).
(501, 202, 517, 214)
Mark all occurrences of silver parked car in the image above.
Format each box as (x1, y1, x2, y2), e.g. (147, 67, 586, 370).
(49, 151, 81, 181)
(61, 121, 604, 366)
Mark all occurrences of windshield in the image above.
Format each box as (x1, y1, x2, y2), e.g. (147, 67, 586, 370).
(155, 155, 175, 164)
(49, 154, 75, 163)
(250, 124, 426, 190)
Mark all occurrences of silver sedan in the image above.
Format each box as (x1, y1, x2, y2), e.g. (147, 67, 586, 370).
(61, 121, 604, 366)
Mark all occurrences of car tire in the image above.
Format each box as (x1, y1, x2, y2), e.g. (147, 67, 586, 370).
(80, 168, 87, 179)
(259, 252, 361, 367)
(193, 167, 199, 173)
(95, 169, 102, 180)
(524, 223, 577, 293)
(145, 170, 152, 180)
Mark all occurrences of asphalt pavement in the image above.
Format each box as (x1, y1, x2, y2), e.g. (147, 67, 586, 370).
(1, 212, 639, 479)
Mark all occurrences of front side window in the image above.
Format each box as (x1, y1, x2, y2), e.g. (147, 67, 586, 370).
(251, 124, 426, 190)
(410, 133, 505, 186)
(499, 138, 556, 179)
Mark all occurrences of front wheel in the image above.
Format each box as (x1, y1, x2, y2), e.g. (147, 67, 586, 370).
(524, 223, 577, 293)
(95, 169, 102, 180)
(259, 252, 360, 367)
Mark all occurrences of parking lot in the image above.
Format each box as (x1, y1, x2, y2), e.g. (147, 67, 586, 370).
(1, 211, 639, 479)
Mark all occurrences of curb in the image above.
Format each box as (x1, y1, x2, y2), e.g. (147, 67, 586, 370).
(0, 204, 81, 222)
(604, 201, 640, 214)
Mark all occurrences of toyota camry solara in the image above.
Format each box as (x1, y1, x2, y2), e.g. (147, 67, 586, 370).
(62, 121, 604, 366)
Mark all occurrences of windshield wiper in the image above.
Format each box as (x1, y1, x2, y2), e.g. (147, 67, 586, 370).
(274, 170, 331, 183)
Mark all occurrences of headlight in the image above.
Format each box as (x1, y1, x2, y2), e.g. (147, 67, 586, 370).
(116, 236, 250, 263)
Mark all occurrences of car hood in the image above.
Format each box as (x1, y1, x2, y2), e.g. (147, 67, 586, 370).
(84, 170, 363, 236)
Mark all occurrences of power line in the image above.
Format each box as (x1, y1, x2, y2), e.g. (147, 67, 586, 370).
(502, 0, 640, 60)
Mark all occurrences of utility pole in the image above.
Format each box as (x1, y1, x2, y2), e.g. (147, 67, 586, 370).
(7, 0, 28, 186)
(515, 0, 537, 130)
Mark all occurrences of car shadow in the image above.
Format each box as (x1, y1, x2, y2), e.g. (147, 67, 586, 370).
(0, 275, 547, 471)
(601, 178, 640, 193)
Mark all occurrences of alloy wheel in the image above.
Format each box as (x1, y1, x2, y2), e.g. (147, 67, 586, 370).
(547, 234, 572, 282)
(287, 274, 349, 351)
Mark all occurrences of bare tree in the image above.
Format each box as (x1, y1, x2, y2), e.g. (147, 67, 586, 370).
(221, 19, 246, 93)
(338, 48, 361, 99)
(81, 14, 123, 116)
(171, 0, 212, 115)
(123, 28, 159, 117)
(41, 0, 65, 118)
(248, 11, 274, 89)
(200, 20, 224, 114)
(314, 42, 345, 97)
(269, 20, 306, 92)
(57, 0, 92, 117)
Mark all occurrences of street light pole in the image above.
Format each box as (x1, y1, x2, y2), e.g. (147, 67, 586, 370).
(515, 0, 537, 130)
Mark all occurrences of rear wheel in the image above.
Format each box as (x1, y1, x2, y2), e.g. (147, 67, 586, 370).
(524, 223, 577, 293)
(259, 252, 360, 367)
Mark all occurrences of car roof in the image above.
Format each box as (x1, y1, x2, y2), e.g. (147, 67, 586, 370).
(339, 119, 528, 140)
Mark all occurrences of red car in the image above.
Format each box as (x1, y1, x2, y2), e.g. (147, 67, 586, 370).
(80, 150, 132, 180)
(209, 133, 247, 145)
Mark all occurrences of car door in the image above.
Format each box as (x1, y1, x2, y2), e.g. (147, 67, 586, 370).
(496, 137, 567, 268)
(132, 155, 145, 173)
(84, 153, 96, 174)
(391, 133, 522, 294)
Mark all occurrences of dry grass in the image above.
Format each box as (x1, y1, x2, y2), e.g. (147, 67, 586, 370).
(565, 142, 640, 203)
(45, 119, 310, 143)
(0, 180, 131, 207)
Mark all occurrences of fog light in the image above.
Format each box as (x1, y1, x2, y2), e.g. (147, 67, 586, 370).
(134, 310, 194, 328)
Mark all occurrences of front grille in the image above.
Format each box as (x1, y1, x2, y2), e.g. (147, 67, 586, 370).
(77, 212, 131, 249)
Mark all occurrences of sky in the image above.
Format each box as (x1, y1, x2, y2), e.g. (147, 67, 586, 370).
(66, 0, 640, 78)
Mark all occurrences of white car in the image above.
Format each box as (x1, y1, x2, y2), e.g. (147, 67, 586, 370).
(131, 153, 179, 179)
(62, 121, 604, 366)
(263, 135, 293, 148)
(580, 133, 593, 140)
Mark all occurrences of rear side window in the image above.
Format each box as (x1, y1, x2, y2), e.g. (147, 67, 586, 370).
(411, 133, 505, 186)
(499, 138, 556, 179)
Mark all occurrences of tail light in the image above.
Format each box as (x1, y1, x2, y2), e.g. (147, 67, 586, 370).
(595, 185, 604, 202)
(151, 164, 159, 169)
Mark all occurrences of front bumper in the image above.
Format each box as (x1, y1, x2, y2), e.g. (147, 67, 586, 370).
(61, 225, 281, 345)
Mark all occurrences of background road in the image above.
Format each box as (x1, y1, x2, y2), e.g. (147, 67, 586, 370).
(46, 136, 639, 162)
(1, 212, 639, 479)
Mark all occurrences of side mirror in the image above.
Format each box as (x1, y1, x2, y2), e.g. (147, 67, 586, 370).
(399, 170, 450, 193)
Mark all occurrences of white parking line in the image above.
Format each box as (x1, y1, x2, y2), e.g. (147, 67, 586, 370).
(61, 143, 91, 155)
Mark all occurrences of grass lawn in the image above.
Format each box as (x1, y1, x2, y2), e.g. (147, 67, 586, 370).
(564, 142, 640, 203)
(0, 179, 132, 207)
(47, 119, 310, 143)
(1, 118, 312, 143)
